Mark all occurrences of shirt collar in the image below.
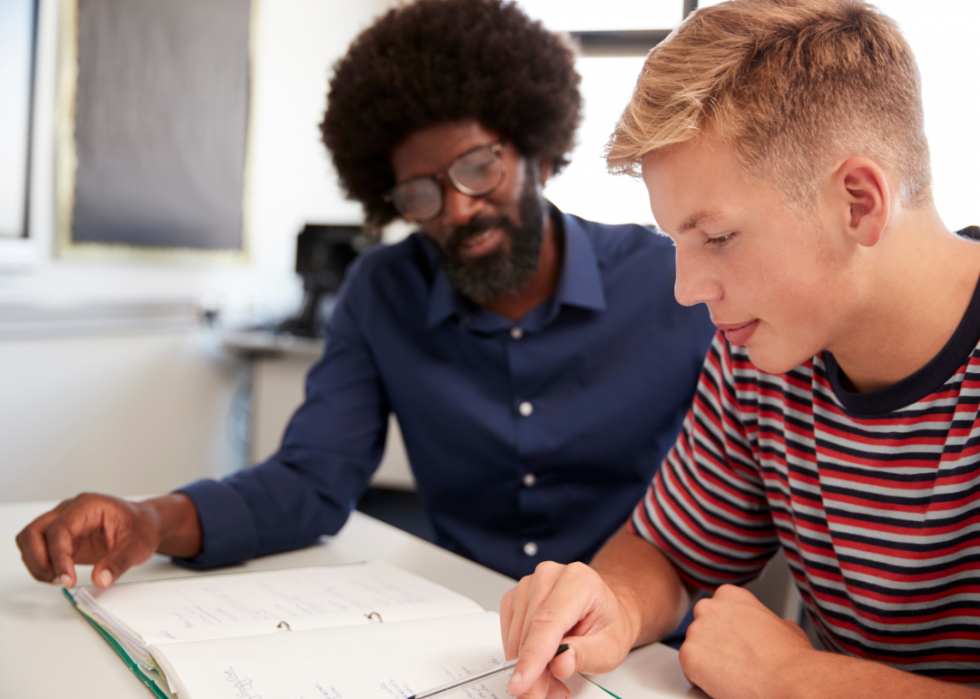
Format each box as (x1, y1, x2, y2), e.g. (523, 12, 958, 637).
(553, 205, 606, 313)
(425, 202, 607, 329)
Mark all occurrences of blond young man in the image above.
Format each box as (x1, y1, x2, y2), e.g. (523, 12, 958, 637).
(500, 1, 980, 698)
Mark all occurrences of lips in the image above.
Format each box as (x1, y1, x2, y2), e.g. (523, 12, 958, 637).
(459, 227, 503, 257)
(713, 319, 759, 346)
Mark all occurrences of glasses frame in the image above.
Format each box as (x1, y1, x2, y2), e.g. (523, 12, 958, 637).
(384, 142, 506, 223)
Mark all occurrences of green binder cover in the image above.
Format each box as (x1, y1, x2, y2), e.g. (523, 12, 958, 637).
(63, 588, 173, 699)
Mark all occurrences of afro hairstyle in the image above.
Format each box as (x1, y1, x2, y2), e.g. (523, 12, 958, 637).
(320, 0, 582, 226)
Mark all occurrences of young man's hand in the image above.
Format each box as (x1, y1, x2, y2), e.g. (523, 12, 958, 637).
(500, 561, 638, 699)
(679, 584, 812, 699)
(15, 492, 201, 589)
(500, 529, 693, 699)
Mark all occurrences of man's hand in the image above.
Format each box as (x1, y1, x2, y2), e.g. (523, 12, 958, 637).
(679, 584, 812, 699)
(15, 492, 202, 589)
(501, 561, 637, 699)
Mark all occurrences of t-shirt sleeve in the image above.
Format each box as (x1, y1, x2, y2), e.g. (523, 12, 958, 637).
(174, 254, 390, 570)
(629, 332, 779, 589)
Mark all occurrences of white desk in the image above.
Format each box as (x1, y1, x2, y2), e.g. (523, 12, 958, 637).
(0, 500, 705, 698)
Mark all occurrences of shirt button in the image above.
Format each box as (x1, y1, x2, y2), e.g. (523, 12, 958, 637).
(510, 327, 524, 340)
(523, 542, 538, 557)
(523, 473, 536, 488)
(518, 401, 534, 417)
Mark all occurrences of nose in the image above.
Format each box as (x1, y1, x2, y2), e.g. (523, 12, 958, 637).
(439, 183, 485, 228)
(673, 247, 722, 307)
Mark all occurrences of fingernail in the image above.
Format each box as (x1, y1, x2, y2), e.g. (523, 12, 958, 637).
(508, 671, 522, 690)
(98, 570, 113, 588)
(59, 574, 72, 588)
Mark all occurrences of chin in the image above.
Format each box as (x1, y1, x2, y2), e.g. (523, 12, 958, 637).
(744, 345, 814, 376)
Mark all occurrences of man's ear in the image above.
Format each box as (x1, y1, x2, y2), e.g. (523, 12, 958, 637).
(832, 157, 891, 247)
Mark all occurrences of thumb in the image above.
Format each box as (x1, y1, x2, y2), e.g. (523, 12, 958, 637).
(548, 643, 578, 680)
(91, 541, 147, 589)
(548, 632, 623, 679)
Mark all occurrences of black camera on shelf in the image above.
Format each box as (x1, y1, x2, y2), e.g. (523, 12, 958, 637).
(277, 224, 369, 338)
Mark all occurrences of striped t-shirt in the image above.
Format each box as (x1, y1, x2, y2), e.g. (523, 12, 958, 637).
(631, 285, 980, 682)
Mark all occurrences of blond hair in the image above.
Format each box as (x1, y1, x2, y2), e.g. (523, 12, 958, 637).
(607, 0, 932, 210)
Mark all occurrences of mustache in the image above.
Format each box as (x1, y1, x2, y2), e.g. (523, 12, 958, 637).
(445, 215, 514, 253)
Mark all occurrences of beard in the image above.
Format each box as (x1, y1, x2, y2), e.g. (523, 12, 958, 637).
(434, 166, 545, 305)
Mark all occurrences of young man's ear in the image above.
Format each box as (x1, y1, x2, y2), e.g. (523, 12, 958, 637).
(832, 157, 891, 247)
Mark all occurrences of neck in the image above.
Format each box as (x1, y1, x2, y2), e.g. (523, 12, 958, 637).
(830, 206, 980, 392)
(482, 212, 560, 321)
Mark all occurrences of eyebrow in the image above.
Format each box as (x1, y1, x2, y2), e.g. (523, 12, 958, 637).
(677, 209, 722, 235)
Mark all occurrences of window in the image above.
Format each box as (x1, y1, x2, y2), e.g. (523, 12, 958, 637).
(526, 0, 980, 231)
(517, 0, 694, 225)
(0, 0, 39, 269)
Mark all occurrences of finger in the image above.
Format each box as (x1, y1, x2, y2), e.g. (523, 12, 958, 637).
(15, 510, 61, 583)
(549, 643, 577, 680)
(692, 596, 712, 619)
(517, 664, 555, 699)
(517, 565, 565, 651)
(45, 503, 107, 588)
(44, 522, 78, 588)
(509, 566, 602, 696)
(506, 571, 560, 661)
(545, 674, 570, 699)
(92, 537, 154, 589)
(501, 587, 519, 658)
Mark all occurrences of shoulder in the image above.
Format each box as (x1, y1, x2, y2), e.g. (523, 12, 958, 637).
(342, 233, 435, 292)
(346, 233, 431, 276)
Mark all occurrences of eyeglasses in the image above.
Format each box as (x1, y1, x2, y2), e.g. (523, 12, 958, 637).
(384, 143, 506, 222)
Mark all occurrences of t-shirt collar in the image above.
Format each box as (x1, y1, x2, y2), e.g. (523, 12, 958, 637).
(424, 202, 606, 329)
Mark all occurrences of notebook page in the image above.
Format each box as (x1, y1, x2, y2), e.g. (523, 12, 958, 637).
(78, 561, 483, 647)
(150, 611, 608, 699)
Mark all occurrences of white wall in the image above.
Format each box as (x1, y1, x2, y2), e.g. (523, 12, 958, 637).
(1, 0, 394, 318)
(0, 328, 244, 502)
(0, 0, 395, 503)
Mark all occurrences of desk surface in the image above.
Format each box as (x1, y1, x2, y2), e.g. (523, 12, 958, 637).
(0, 500, 705, 698)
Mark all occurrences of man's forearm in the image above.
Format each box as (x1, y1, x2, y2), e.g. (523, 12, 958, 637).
(590, 528, 695, 648)
(144, 493, 203, 559)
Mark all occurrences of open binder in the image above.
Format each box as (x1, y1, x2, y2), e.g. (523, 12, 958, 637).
(64, 561, 613, 699)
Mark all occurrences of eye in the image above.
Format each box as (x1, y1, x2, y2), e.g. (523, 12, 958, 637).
(706, 231, 737, 247)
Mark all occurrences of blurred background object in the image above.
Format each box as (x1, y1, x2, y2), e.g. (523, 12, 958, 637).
(276, 224, 367, 338)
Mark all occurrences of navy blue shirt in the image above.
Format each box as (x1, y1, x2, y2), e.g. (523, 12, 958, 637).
(177, 205, 715, 579)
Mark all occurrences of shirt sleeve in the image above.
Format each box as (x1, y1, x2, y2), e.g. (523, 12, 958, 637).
(173, 256, 390, 570)
(629, 332, 779, 589)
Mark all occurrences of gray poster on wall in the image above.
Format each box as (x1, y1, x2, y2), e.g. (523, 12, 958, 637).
(69, 0, 250, 252)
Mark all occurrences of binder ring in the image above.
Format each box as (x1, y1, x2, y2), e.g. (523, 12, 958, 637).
(277, 621, 292, 631)
(365, 612, 383, 623)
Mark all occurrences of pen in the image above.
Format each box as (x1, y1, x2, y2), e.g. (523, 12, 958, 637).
(407, 643, 570, 699)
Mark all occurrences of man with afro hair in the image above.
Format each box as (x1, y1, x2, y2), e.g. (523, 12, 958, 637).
(16, 0, 714, 608)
